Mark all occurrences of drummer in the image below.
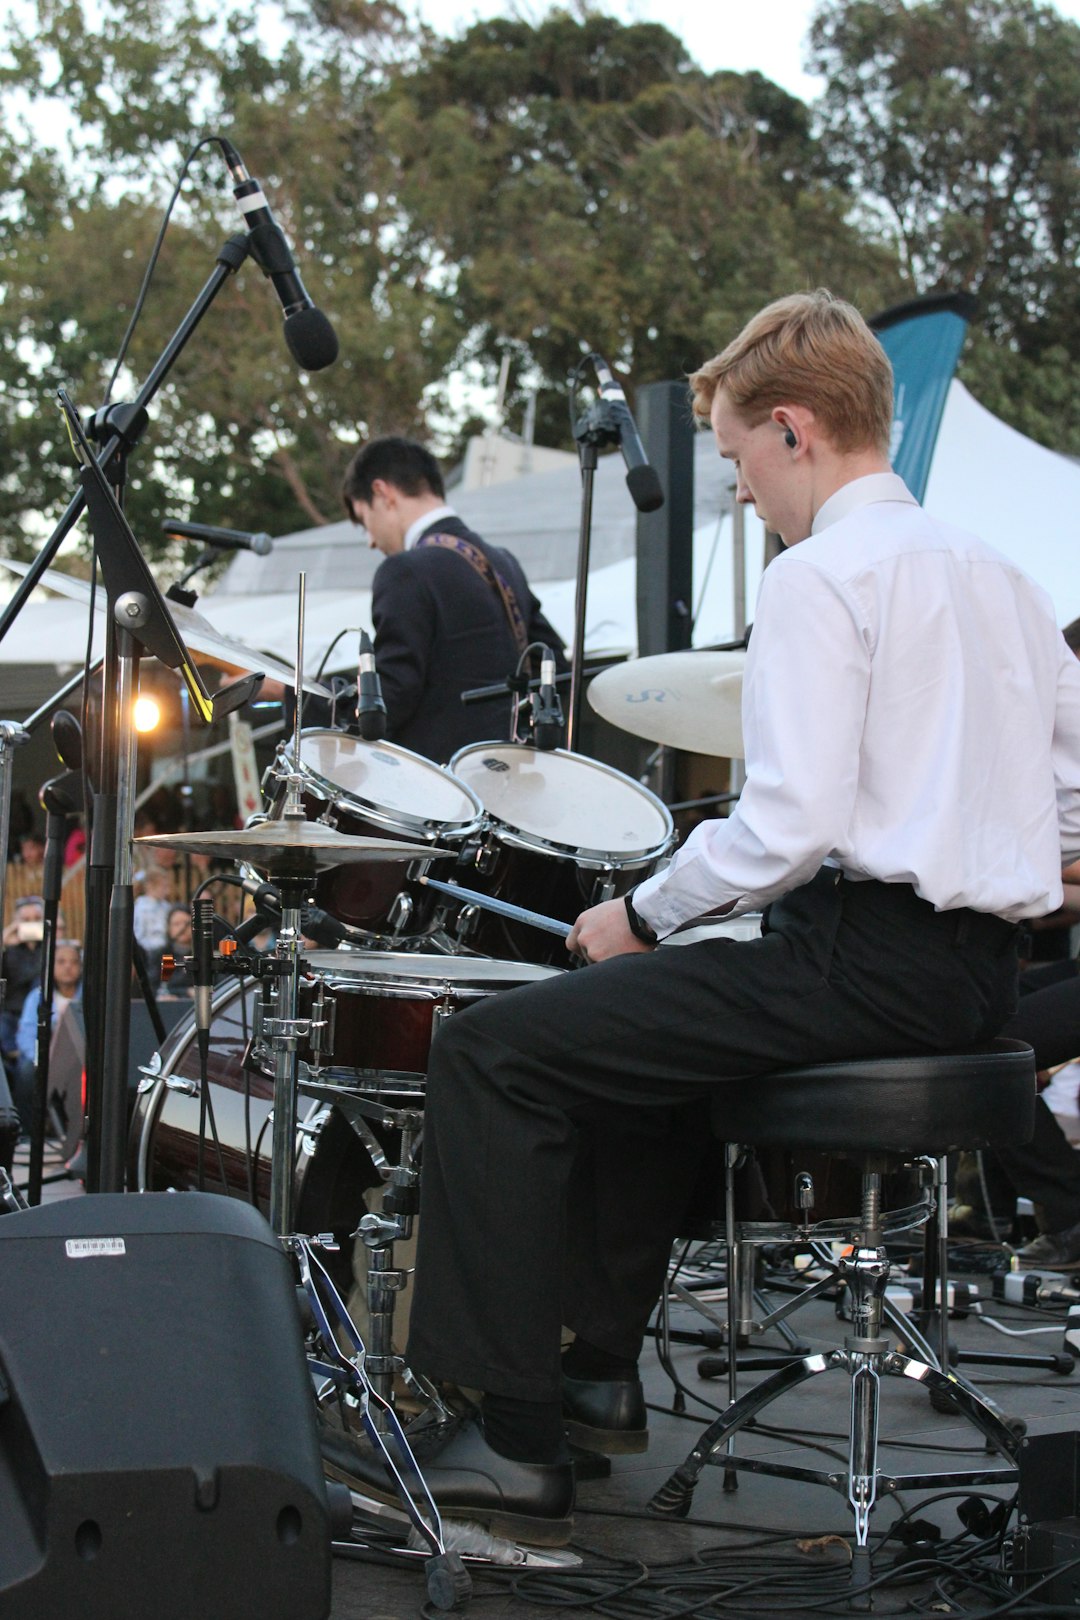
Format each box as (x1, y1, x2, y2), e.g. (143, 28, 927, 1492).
(340, 290, 1080, 1546)
(341, 436, 568, 763)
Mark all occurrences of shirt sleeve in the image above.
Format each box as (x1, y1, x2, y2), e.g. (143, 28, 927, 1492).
(371, 554, 437, 738)
(633, 552, 869, 937)
(1054, 639, 1080, 861)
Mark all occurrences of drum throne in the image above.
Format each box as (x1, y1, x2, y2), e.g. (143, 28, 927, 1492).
(649, 1038, 1037, 1608)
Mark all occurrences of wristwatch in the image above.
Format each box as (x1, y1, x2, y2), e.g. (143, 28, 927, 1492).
(624, 890, 659, 946)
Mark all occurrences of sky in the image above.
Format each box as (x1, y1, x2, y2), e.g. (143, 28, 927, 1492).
(405, 0, 1080, 102)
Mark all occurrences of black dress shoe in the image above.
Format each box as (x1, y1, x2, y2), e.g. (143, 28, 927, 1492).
(321, 1412, 574, 1548)
(562, 1372, 648, 1454)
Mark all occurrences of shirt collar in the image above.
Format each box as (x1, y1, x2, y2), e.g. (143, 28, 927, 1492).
(406, 504, 458, 550)
(811, 472, 918, 536)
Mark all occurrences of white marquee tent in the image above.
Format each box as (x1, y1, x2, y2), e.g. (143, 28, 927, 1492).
(3, 380, 1079, 705)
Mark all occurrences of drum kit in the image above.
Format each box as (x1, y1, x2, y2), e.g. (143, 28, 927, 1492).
(124, 643, 748, 1575)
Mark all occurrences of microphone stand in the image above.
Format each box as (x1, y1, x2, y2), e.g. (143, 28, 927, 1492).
(569, 401, 623, 750)
(25, 767, 82, 1206)
(0, 234, 258, 1192)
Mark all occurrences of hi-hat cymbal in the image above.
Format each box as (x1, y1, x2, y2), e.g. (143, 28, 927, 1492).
(136, 819, 455, 874)
(588, 650, 745, 758)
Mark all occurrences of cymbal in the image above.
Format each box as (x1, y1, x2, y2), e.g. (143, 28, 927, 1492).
(0, 557, 331, 696)
(588, 650, 745, 758)
(136, 819, 455, 874)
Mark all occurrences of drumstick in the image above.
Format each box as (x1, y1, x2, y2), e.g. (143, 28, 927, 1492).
(418, 876, 572, 940)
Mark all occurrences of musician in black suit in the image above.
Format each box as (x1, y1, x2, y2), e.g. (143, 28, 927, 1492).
(342, 437, 567, 762)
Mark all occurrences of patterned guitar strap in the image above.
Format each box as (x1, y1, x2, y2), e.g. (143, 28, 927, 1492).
(414, 531, 529, 659)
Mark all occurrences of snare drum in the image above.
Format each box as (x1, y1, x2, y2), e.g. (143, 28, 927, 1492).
(262, 730, 484, 940)
(128, 952, 562, 1211)
(447, 742, 675, 965)
(296, 951, 561, 1089)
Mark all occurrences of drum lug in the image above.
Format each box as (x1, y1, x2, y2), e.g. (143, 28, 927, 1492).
(594, 868, 617, 904)
(298, 1105, 332, 1155)
(163, 1073, 200, 1097)
(473, 837, 498, 877)
(454, 903, 480, 943)
(387, 891, 414, 933)
(307, 985, 336, 1059)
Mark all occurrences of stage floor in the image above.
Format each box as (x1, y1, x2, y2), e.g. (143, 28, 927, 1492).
(20, 1143, 1080, 1617)
(325, 1245, 1080, 1619)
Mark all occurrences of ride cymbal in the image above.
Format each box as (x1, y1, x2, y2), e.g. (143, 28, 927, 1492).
(588, 650, 745, 758)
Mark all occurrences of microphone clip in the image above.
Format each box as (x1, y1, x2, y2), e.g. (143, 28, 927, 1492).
(572, 397, 625, 454)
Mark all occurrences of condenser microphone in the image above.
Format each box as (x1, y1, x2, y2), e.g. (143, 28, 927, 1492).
(532, 647, 563, 752)
(590, 354, 664, 513)
(162, 519, 273, 555)
(219, 139, 339, 372)
(356, 629, 388, 742)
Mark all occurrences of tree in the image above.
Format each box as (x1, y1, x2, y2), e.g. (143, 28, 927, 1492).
(0, 0, 453, 557)
(0, 2, 906, 564)
(369, 11, 904, 445)
(809, 0, 1080, 454)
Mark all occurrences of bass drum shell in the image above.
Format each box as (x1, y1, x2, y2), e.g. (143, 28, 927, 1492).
(127, 976, 382, 1292)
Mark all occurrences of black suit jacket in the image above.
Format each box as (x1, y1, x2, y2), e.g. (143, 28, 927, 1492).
(371, 515, 567, 763)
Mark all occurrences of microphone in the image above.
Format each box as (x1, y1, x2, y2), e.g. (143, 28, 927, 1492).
(590, 354, 664, 513)
(219, 140, 339, 373)
(532, 646, 563, 752)
(356, 629, 388, 742)
(192, 897, 216, 1053)
(162, 519, 273, 555)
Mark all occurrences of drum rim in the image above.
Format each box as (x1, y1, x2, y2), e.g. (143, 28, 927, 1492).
(302, 950, 563, 987)
(449, 740, 675, 860)
(270, 730, 486, 837)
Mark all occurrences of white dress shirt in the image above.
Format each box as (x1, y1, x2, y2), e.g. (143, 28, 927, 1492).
(405, 505, 458, 549)
(634, 473, 1080, 938)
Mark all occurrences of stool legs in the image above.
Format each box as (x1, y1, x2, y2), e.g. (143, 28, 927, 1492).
(651, 1165, 1023, 1607)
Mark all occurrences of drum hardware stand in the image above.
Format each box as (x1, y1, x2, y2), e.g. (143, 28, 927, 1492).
(300, 1082, 425, 1422)
(289, 1231, 474, 1611)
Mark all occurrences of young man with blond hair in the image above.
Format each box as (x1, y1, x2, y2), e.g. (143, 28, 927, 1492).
(337, 290, 1080, 1545)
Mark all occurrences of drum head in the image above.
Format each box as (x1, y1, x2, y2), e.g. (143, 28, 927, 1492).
(450, 743, 673, 859)
(304, 949, 561, 989)
(297, 731, 482, 829)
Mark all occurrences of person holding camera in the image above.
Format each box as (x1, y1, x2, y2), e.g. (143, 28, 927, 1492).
(1, 896, 44, 1088)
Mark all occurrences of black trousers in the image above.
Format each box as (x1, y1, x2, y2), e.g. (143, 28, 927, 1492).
(405, 872, 1020, 1402)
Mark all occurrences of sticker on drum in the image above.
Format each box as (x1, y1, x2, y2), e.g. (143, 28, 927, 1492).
(450, 742, 672, 860)
(262, 731, 484, 937)
(298, 950, 561, 1088)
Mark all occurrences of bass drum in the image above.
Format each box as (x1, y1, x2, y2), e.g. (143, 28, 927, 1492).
(127, 975, 382, 1296)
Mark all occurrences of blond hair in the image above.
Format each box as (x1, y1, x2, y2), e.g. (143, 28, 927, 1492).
(690, 290, 893, 456)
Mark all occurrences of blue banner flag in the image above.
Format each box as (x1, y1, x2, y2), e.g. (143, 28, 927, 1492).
(869, 291, 977, 503)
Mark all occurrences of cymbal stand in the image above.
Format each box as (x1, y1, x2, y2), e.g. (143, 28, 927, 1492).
(265, 573, 311, 1237)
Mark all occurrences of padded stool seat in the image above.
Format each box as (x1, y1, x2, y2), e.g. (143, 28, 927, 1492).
(710, 1038, 1036, 1155)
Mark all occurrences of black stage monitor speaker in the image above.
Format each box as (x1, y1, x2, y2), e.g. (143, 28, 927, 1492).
(0, 1193, 332, 1619)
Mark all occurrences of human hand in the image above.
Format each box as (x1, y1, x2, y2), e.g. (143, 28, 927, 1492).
(566, 897, 655, 964)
